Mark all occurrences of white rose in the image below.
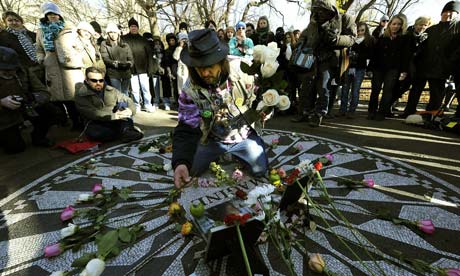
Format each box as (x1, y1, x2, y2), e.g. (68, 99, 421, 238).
(260, 61, 279, 78)
(50, 272, 65, 276)
(253, 45, 266, 63)
(80, 258, 105, 276)
(263, 43, 280, 64)
(262, 89, 280, 107)
(78, 194, 91, 202)
(277, 95, 291, 111)
(61, 223, 78, 238)
(163, 163, 172, 172)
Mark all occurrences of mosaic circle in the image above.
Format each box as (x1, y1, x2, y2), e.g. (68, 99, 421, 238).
(0, 129, 459, 276)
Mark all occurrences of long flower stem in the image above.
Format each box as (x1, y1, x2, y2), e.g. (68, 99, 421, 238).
(236, 223, 253, 276)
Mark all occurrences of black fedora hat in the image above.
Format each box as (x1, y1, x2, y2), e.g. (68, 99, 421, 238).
(180, 29, 228, 67)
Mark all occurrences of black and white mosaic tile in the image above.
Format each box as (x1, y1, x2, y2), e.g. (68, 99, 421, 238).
(0, 129, 459, 275)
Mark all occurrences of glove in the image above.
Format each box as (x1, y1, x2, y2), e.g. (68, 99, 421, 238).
(113, 61, 119, 68)
(111, 108, 132, 120)
(0, 96, 22, 110)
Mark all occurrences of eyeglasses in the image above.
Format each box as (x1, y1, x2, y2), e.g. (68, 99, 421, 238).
(89, 78, 104, 83)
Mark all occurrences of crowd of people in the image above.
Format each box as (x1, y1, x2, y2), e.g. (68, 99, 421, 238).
(0, 0, 459, 156)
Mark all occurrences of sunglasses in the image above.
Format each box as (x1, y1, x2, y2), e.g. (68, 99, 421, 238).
(382, 20, 389, 22)
(89, 78, 104, 83)
(238, 27, 245, 30)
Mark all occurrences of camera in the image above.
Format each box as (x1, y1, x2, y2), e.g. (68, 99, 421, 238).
(12, 95, 39, 117)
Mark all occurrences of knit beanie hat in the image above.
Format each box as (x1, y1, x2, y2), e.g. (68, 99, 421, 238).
(235, 21, 246, 30)
(442, 1, 460, 14)
(106, 23, 120, 34)
(177, 32, 188, 42)
(90, 21, 102, 34)
(77, 22, 96, 35)
(128, 17, 139, 28)
(41, 2, 61, 16)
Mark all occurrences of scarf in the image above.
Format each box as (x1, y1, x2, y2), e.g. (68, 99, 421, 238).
(6, 27, 37, 62)
(40, 21, 65, 52)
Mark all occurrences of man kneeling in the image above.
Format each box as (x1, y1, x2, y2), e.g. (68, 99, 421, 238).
(75, 67, 143, 143)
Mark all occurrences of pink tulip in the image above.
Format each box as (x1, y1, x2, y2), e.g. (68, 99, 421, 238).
(445, 268, 460, 276)
(44, 243, 62, 257)
(325, 153, 334, 163)
(60, 205, 75, 221)
(277, 168, 287, 178)
(232, 169, 244, 182)
(363, 179, 375, 188)
(92, 183, 103, 194)
(418, 219, 435, 234)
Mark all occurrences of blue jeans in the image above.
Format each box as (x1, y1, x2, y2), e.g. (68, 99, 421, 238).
(190, 132, 268, 177)
(151, 76, 170, 106)
(340, 68, 365, 113)
(130, 73, 152, 108)
(110, 78, 130, 96)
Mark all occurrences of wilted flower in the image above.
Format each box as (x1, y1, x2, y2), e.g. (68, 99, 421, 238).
(363, 179, 375, 188)
(78, 193, 92, 202)
(92, 183, 103, 194)
(418, 219, 435, 234)
(260, 61, 279, 78)
(168, 202, 181, 216)
(232, 169, 244, 182)
(163, 163, 172, 172)
(60, 205, 76, 221)
(262, 89, 280, 106)
(80, 258, 105, 276)
(61, 223, 78, 238)
(277, 95, 291, 111)
(443, 268, 460, 276)
(293, 144, 304, 153)
(181, 221, 193, 236)
(325, 153, 334, 163)
(235, 189, 248, 200)
(44, 243, 62, 258)
(308, 253, 326, 273)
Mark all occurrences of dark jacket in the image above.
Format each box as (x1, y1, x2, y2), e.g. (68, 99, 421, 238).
(121, 33, 154, 75)
(0, 68, 49, 131)
(75, 83, 136, 122)
(100, 39, 134, 79)
(163, 34, 178, 78)
(370, 34, 410, 72)
(297, 0, 356, 70)
(349, 39, 374, 69)
(416, 20, 460, 79)
(0, 29, 39, 68)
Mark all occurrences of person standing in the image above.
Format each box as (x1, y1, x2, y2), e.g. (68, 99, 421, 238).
(372, 15, 390, 39)
(403, 1, 460, 118)
(122, 17, 155, 113)
(173, 32, 189, 99)
(228, 21, 254, 60)
(172, 29, 268, 188)
(36, 2, 85, 130)
(250, 16, 275, 46)
(100, 23, 133, 96)
(163, 33, 179, 106)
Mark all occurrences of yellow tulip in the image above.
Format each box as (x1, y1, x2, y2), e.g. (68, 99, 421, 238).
(308, 253, 325, 273)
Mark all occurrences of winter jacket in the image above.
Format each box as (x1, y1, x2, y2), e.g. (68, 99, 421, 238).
(36, 23, 85, 101)
(415, 20, 460, 79)
(348, 38, 374, 69)
(121, 33, 154, 75)
(228, 36, 254, 59)
(297, 0, 356, 70)
(75, 83, 136, 122)
(370, 35, 410, 72)
(172, 59, 257, 170)
(100, 39, 134, 79)
(0, 68, 49, 130)
(0, 29, 38, 68)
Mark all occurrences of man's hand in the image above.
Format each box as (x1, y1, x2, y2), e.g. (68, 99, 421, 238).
(111, 108, 132, 120)
(174, 164, 191, 188)
(0, 96, 22, 110)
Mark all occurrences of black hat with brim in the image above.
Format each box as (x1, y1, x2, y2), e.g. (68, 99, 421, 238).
(180, 29, 228, 68)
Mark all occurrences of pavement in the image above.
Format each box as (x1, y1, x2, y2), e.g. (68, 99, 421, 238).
(0, 104, 459, 275)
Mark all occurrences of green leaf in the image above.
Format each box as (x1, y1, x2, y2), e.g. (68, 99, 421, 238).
(71, 252, 96, 267)
(97, 230, 119, 257)
(318, 157, 329, 164)
(96, 215, 105, 223)
(118, 227, 132, 243)
(240, 62, 250, 74)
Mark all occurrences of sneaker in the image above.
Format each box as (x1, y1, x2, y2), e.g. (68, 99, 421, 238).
(136, 106, 142, 113)
(309, 114, 323, 127)
(121, 128, 144, 143)
(145, 105, 156, 113)
(291, 114, 309, 123)
(164, 104, 171, 111)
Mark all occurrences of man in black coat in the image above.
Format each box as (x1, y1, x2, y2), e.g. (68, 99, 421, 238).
(122, 18, 155, 113)
(403, 1, 460, 117)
